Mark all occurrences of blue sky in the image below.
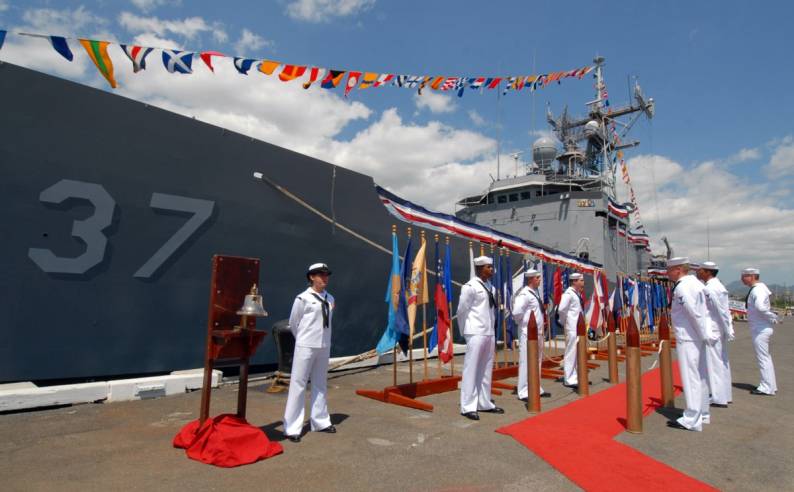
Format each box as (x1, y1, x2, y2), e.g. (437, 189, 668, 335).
(1, 0, 793, 283)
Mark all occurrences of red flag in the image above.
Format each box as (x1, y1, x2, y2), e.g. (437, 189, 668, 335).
(435, 282, 453, 363)
(553, 268, 563, 305)
(199, 51, 224, 72)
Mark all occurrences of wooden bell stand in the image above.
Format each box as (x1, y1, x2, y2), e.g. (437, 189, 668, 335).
(199, 255, 268, 424)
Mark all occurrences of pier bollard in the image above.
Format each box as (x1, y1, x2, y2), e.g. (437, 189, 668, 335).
(527, 312, 541, 414)
(607, 311, 619, 384)
(658, 313, 675, 408)
(626, 315, 642, 433)
(576, 314, 590, 397)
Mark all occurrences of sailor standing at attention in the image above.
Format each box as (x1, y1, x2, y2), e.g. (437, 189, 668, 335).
(697, 261, 735, 407)
(283, 263, 336, 442)
(741, 268, 779, 396)
(558, 272, 585, 388)
(512, 268, 552, 401)
(457, 256, 504, 420)
(666, 257, 711, 431)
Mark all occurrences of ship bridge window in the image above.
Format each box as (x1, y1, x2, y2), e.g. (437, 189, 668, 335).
(508, 193, 518, 202)
(497, 195, 507, 204)
(520, 191, 531, 200)
(536, 191, 542, 197)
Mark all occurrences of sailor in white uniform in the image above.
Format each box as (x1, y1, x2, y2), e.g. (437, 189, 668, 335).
(457, 256, 504, 420)
(666, 257, 711, 431)
(741, 267, 779, 396)
(283, 263, 336, 442)
(558, 272, 585, 387)
(511, 268, 551, 401)
(697, 261, 735, 407)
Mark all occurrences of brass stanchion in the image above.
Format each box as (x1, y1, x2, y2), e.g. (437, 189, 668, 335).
(658, 312, 675, 407)
(607, 311, 619, 384)
(576, 313, 590, 396)
(392, 225, 398, 387)
(527, 312, 541, 414)
(407, 226, 413, 385)
(421, 230, 429, 381)
(626, 315, 643, 433)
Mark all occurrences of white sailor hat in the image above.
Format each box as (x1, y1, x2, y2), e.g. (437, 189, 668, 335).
(307, 263, 332, 277)
(569, 272, 584, 280)
(473, 256, 493, 267)
(689, 262, 700, 269)
(666, 257, 689, 267)
(524, 268, 541, 277)
(700, 261, 719, 271)
(741, 267, 760, 275)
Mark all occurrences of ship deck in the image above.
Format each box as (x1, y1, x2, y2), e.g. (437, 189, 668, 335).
(1, 319, 792, 491)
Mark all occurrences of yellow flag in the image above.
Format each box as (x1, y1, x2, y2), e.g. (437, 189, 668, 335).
(258, 60, 280, 75)
(406, 236, 428, 336)
(358, 72, 379, 89)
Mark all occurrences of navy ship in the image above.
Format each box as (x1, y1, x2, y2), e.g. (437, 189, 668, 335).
(456, 57, 658, 276)
(2, 61, 605, 383)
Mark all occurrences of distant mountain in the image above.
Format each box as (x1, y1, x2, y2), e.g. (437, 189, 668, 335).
(725, 280, 792, 299)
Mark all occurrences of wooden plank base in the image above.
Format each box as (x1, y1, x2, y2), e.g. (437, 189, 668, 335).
(356, 376, 462, 412)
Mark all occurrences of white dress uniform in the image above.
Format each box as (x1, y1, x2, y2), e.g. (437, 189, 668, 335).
(558, 286, 584, 386)
(512, 285, 546, 399)
(283, 287, 334, 437)
(457, 276, 498, 414)
(746, 281, 778, 395)
(703, 276, 735, 405)
(671, 274, 711, 431)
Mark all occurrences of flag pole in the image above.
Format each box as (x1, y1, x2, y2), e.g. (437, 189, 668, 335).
(435, 234, 442, 379)
(407, 226, 413, 385)
(490, 242, 497, 369)
(392, 224, 398, 387)
(421, 230, 429, 381)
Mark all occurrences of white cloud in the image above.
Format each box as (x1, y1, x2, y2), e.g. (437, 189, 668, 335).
(468, 109, 485, 126)
(0, 1, 9, 13)
(233, 29, 274, 57)
(118, 11, 226, 42)
(130, 0, 181, 13)
(414, 91, 455, 114)
(763, 139, 794, 177)
(285, 0, 376, 23)
(725, 147, 761, 164)
(22, 6, 107, 33)
(622, 153, 794, 282)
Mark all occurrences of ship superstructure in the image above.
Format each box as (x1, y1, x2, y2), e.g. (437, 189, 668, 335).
(455, 56, 656, 277)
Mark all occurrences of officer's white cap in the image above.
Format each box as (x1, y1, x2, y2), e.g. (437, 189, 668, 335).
(666, 257, 689, 267)
(307, 263, 332, 275)
(701, 261, 719, 271)
(473, 256, 493, 266)
(741, 267, 760, 275)
(524, 268, 541, 278)
(689, 262, 700, 269)
(569, 273, 584, 280)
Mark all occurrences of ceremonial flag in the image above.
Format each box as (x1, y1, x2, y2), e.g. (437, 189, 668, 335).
(233, 57, 256, 75)
(553, 268, 563, 305)
(199, 51, 224, 72)
(441, 77, 458, 91)
(161, 50, 193, 74)
(468, 243, 475, 279)
(394, 237, 413, 353)
(344, 71, 361, 97)
(504, 254, 516, 345)
(258, 60, 280, 75)
(440, 241, 455, 362)
(279, 64, 307, 82)
(121, 45, 154, 73)
(302, 67, 325, 89)
(79, 39, 116, 89)
(444, 242, 453, 304)
(358, 72, 378, 89)
(49, 35, 74, 61)
(502, 76, 516, 95)
(321, 70, 346, 89)
(562, 268, 570, 290)
(376, 231, 403, 354)
(468, 77, 486, 90)
(372, 73, 393, 87)
(542, 262, 552, 305)
(493, 250, 503, 339)
(429, 76, 445, 90)
(454, 77, 466, 97)
(428, 240, 441, 353)
(487, 78, 502, 89)
(612, 275, 624, 323)
(0, 30, 6, 51)
(406, 235, 428, 340)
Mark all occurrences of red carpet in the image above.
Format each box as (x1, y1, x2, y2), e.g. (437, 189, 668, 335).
(496, 366, 717, 491)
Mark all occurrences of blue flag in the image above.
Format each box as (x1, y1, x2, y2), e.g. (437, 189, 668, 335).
(493, 250, 502, 338)
(427, 240, 442, 353)
(505, 254, 516, 346)
(613, 275, 624, 320)
(376, 232, 401, 355)
(49, 36, 73, 61)
(394, 237, 413, 353)
(443, 242, 453, 303)
(0, 31, 6, 51)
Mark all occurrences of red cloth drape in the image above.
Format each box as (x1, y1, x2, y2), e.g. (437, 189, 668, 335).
(174, 413, 283, 467)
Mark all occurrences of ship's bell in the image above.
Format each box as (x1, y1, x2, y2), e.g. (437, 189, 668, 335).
(237, 284, 269, 317)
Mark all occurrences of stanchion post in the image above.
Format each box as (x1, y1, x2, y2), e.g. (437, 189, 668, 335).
(658, 312, 675, 407)
(407, 226, 413, 384)
(576, 313, 589, 396)
(607, 311, 619, 384)
(626, 315, 643, 433)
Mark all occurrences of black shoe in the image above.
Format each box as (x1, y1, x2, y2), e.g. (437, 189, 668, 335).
(461, 412, 480, 421)
(750, 389, 773, 396)
(318, 425, 336, 433)
(563, 383, 578, 389)
(518, 397, 528, 402)
(540, 392, 552, 398)
(481, 407, 505, 414)
(666, 421, 691, 431)
(286, 434, 301, 442)
(710, 403, 728, 408)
